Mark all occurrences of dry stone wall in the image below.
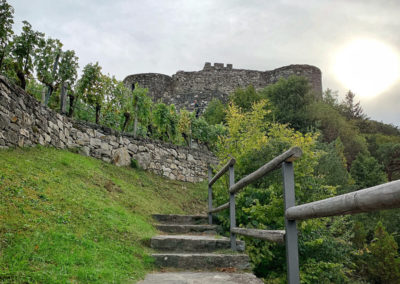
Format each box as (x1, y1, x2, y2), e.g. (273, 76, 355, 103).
(0, 76, 216, 183)
(124, 63, 322, 111)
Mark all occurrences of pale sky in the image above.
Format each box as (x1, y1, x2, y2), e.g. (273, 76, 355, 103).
(8, 0, 400, 127)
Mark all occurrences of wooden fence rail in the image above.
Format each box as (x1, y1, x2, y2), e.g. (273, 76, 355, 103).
(286, 179, 400, 220)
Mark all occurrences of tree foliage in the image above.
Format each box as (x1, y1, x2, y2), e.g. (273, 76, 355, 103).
(229, 85, 261, 112)
(350, 153, 387, 190)
(35, 37, 62, 104)
(261, 75, 313, 131)
(203, 98, 226, 125)
(0, 0, 14, 71)
(11, 21, 43, 89)
(76, 62, 104, 124)
(152, 103, 178, 142)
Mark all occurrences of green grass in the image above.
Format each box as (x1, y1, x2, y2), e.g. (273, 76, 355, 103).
(0, 146, 208, 283)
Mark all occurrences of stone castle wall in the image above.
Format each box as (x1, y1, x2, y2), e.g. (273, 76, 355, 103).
(0, 76, 216, 183)
(123, 63, 322, 111)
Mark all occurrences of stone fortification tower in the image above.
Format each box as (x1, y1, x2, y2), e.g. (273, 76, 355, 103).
(123, 63, 322, 111)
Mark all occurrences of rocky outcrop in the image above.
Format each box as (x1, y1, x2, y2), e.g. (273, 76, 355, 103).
(0, 76, 217, 183)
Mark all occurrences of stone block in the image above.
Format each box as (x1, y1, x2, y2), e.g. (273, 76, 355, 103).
(112, 147, 131, 167)
(90, 138, 102, 147)
(128, 143, 138, 153)
(135, 152, 151, 170)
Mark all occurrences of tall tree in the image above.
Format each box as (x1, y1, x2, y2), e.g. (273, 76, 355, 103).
(58, 49, 78, 114)
(76, 62, 104, 124)
(11, 21, 43, 89)
(35, 37, 62, 105)
(340, 90, 365, 120)
(0, 0, 14, 71)
(131, 84, 152, 137)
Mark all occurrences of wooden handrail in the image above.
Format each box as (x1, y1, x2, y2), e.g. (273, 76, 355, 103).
(209, 158, 236, 187)
(285, 180, 400, 220)
(208, 202, 229, 213)
(231, 227, 285, 243)
(229, 147, 302, 194)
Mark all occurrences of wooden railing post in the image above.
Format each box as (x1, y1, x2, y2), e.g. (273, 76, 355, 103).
(229, 164, 237, 251)
(282, 161, 300, 284)
(208, 166, 213, 225)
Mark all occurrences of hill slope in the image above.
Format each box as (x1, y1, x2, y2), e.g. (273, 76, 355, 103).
(0, 147, 207, 283)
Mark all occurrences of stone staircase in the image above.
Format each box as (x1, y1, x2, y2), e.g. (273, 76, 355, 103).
(138, 214, 263, 283)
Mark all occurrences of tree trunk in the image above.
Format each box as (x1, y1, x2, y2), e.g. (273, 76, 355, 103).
(44, 85, 53, 106)
(16, 70, 26, 90)
(122, 112, 130, 132)
(95, 104, 101, 124)
(182, 133, 190, 147)
(0, 51, 4, 71)
(68, 93, 75, 117)
(41, 86, 46, 105)
(44, 52, 61, 106)
(60, 83, 67, 114)
(133, 103, 138, 138)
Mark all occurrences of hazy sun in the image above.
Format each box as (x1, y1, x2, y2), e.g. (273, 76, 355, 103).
(334, 38, 400, 98)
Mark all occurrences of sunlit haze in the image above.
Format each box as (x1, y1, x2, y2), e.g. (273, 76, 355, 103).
(334, 39, 400, 99)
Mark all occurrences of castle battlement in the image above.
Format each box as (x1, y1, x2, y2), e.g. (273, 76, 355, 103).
(203, 62, 233, 70)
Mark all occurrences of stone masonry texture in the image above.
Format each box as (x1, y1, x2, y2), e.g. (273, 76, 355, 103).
(0, 76, 217, 183)
(123, 62, 322, 112)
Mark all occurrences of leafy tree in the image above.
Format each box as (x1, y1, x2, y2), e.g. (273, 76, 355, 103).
(35, 37, 62, 105)
(229, 85, 261, 112)
(76, 62, 104, 124)
(203, 98, 226, 125)
(377, 142, 400, 181)
(103, 78, 132, 131)
(309, 99, 368, 166)
(131, 84, 152, 137)
(350, 153, 387, 190)
(58, 50, 78, 114)
(178, 109, 192, 146)
(0, 0, 14, 72)
(11, 21, 43, 89)
(261, 76, 313, 131)
(152, 103, 178, 141)
(364, 222, 400, 283)
(315, 139, 352, 194)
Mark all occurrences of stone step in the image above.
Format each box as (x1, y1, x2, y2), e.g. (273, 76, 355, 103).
(151, 253, 251, 270)
(150, 235, 245, 252)
(152, 214, 208, 225)
(156, 224, 218, 235)
(138, 272, 263, 283)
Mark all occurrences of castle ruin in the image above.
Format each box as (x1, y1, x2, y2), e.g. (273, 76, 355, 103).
(123, 63, 322, 111)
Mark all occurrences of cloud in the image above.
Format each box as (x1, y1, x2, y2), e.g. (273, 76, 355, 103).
(7, 0, 400, 126)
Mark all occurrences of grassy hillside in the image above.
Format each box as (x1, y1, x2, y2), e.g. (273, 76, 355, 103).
(0, 147, 207, 283)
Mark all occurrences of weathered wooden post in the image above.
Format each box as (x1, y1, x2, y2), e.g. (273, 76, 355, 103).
(208, 166, 213, 225)
(229, 164, 237, 251)
(283, 161, 300, 284)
